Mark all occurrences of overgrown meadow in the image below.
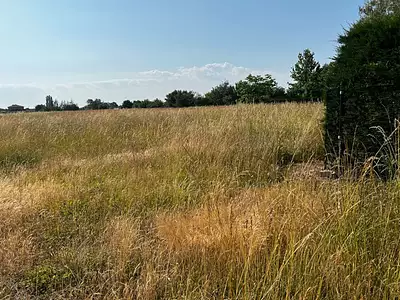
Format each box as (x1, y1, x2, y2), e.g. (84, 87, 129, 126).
(1, 103, 400, 299)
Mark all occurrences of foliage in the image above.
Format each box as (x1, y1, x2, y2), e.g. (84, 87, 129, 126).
(235, 74, 277, 103)
(45, 95, 54, 110)
(165, 90, 197, 107)
(121, 100, 133, 109)
(271, 86, 287, 101)
(359, 0, 400, 18)
(35, 104, 47, 112)
(60, 101, 79, 111)
(289, 49, 324, 101)
(324, 13, 400, 177)
(319, 62, 336, 90)
(34, 99, 79, 112)
(151, 98, 165, 108)
(85, 99, 118, 110)
(204, 81, 238, 106)
(131, 99, 165, 108)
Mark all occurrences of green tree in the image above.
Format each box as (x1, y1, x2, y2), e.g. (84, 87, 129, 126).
(86, 99, 116, 110)
(53, 100, 60, 111)
(121, 100, 133, 109)
(138, 99, 151, 108)
(165, 90, 196, 107)
(109, 102, 119, 109)
(359, 0, 400, 18)
(271, 86, 287, 101)
(45, 95, 54, 110)
(35, 104, 47, 112)
(151, 98, 165, 108)
(60, 101, 79, 111)
(86, 99, 100, 110)
(131, 100, 141, 108)
(86, 99, 94, 109)
(130, 99, 164, 108)
(319, 62, 335, 89)
(205, 81, 238, 106)
(235, 74, 277, 103)
(289, 49, 323, 101)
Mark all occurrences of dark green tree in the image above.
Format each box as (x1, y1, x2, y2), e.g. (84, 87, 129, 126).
(319, 62, 336, 90)
(53, 100, 61, 111)
(132, 100, 142, 108)
(85, 99, 115, 110)
(109, 102, 119, 109)
(131, 99, 163, 108)
(165, 90, 196, 107)
(235, 74, 277, 103)
(289, 49, 323, 101)
(60, 101, 79, 111)
(271, 86, 287, 101)
(150, 98, 165, 108)
(45, 95, 54, 110)
(193, 94, 209, 106)
(86, 99, 96, 109)
(138, 100, 151, 108)
(325, 13, 400, 178)
(204, 81, 238, 106)
(35, 104, 47, 112)
(121, 100, 133, 109)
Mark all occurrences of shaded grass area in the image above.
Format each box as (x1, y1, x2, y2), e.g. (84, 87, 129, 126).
(3, 103, 399, 299)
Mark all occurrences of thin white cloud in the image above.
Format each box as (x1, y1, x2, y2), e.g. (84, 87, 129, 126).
(0, 63, 289, 108)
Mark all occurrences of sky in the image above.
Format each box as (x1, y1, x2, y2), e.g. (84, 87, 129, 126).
(0, 0, 364, 108)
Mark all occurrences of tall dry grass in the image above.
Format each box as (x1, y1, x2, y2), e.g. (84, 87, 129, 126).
(1, 103, 399, 299)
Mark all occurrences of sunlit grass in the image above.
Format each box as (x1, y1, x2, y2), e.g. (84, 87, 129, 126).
(1, 103, 399, 299)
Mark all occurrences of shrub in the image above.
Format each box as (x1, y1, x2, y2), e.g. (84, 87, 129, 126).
(324, 13, 400, 178)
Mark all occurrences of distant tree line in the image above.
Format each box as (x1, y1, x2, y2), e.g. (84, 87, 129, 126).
(31, 49, 331, 112)
(35, 96, 80, 112)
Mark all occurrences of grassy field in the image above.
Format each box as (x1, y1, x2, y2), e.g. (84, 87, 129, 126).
(1, 103, 400, 299)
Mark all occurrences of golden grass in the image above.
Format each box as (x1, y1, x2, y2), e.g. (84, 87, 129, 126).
(1, 103, 400, 299)
(0, 229, 36, 275)
(156, 183, 325, 255)
(104, 216, 141, 273)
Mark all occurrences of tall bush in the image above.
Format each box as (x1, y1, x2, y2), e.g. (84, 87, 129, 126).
(325, 14, 400, 177)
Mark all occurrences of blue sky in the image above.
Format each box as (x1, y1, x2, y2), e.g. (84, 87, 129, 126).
(0, 0, 363, 107)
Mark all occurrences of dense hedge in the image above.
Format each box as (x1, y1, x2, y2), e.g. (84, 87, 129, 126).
(325, 14, 400, 177)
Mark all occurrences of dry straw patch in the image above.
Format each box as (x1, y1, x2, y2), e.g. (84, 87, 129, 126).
(0, 178, 66, 276)
(0, 229, 36, 275)
(103, 216, 141, 272)
(156, 181, 327, 257)
(0, 177, 66, 221)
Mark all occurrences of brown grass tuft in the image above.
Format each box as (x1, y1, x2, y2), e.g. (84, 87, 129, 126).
(103, 216, 141, 273)
(156, 182, 326, 257)
(0, 229, 36, 275)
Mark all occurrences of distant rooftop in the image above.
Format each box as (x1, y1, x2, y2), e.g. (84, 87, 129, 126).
(8, 104, 25, 111)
